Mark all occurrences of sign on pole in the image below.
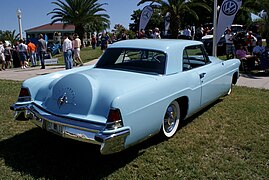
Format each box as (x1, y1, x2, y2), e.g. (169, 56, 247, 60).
(139, 5, 153, 31)
(216, 0, 242, 44)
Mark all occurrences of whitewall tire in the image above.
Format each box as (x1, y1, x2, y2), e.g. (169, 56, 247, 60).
(162, 100, 180, 138)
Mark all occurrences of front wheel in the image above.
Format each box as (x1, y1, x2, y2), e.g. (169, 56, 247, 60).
(162, 100, 180, 138)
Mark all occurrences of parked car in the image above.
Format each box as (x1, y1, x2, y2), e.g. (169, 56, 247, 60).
(201, 24, 245, 55)
(10, 39, 240, 155)
(201, 33, 227, 56)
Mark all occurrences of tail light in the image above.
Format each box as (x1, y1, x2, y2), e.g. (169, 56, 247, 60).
(18, 87, 31, 102)
(106, 108, 123, 130)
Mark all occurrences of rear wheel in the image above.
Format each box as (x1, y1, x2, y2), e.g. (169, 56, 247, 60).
(162, 100, 180, 138)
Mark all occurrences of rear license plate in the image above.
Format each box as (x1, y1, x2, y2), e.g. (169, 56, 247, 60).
(46, 121, 63, 135)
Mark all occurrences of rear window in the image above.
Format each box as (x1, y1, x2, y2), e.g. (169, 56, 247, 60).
(95, 48, 166, 74)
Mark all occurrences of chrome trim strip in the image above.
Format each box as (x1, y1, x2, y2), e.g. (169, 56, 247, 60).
(10, 102, 131, 154)
(31, 117, 100, 145)
(95, 129, 130, 155)
(29, 104, 104, 133)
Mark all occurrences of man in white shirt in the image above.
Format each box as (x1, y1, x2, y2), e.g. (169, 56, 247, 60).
(62, 34, 73, 69)
(72, 33, 83, 66)
(183, 27, 191, 39)
(0, 41, 5, 70)
(225, 28, 235, 59)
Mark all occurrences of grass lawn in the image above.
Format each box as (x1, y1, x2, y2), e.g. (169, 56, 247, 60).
(0, 80, 269, 179)
(52, 46, 103, 65)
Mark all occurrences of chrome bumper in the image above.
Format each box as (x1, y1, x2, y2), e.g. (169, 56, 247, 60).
(10, 103, 130, 155)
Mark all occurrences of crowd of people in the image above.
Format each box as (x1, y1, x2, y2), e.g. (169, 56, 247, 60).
(1, 26, 268, 72)
(224, 28, 269, 72)
(90, 30, 129, 51)
(0, 33, 84, 71)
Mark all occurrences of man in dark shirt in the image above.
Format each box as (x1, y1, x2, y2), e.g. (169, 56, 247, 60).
(37, 34, 47, 69)
(100, 31, 110, 52)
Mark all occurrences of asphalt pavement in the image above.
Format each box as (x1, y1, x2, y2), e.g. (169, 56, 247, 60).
(0, 59, 269, 90)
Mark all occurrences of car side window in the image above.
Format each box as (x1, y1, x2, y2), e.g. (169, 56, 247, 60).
(182, 45, 210, 71)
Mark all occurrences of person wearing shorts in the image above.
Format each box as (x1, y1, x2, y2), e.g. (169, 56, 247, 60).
(72, 33, 83, 66)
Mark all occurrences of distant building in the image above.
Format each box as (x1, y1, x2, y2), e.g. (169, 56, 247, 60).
(25, 23, 75, 43)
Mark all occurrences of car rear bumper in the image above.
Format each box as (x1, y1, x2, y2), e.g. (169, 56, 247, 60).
(10, 103, 130, 155)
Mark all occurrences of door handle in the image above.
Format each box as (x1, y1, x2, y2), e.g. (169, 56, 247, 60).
(199, 73, 206, 79)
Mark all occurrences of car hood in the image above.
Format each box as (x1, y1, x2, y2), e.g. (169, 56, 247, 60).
(34, 68, 157, 122)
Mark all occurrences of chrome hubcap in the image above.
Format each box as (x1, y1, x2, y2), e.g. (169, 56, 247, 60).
(164, 105, 177, 133)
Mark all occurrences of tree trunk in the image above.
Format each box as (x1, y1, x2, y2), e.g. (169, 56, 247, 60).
(170, 15, 180, 39)
(75, 25, 85, 42)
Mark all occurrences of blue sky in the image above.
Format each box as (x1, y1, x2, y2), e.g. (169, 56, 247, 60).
(0, 0, 149, 35)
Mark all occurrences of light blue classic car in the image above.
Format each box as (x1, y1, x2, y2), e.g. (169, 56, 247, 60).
(10, 39, 240, 154)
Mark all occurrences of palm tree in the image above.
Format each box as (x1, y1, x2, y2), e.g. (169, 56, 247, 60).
(4, 30, 19, 45)
(0, 30, 19, 45)
(48, 0, 110, 39)
(130, 9, 142, 32)
(255, 1, 269, 45)
(138, 0, 211, 38)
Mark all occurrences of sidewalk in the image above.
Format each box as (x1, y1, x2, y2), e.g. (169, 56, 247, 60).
(237, 73, 269, 89)
(0, 59, 98, 81)
(0, 60, 269, 90)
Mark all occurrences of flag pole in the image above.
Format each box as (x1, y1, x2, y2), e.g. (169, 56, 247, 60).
(212, 0, 218, 57)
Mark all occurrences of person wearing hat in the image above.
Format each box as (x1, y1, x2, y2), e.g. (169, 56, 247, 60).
(72, 33, 83, 66)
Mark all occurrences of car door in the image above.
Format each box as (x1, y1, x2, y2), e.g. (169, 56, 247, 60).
(196, 61, 227, 106)
(184, 45, 226, 107)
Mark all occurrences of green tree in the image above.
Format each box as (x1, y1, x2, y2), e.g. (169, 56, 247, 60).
(4, 30, 19, 45)
(192, 0, 261, 29)
(234, 0, 260, 25)
(138, 0, 211, 38)
(112, 24, 127, 39)
(129, 9, 141, 32)
(48, 0, 110, 39)
(254, 1, 269, 45)
(0, 30, 19, 45)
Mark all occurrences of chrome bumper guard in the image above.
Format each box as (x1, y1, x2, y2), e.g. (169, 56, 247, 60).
(10, 103, 130, 155)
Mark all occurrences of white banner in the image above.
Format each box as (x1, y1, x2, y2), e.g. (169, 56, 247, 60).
(216, 0, 242, 43)
(139, 5, 153, 31)
(164, 12, 170, 36)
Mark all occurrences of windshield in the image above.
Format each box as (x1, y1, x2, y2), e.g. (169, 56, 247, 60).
(95, 48, 166, 74)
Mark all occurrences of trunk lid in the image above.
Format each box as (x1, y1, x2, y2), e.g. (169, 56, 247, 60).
(35, 68, 157, 123)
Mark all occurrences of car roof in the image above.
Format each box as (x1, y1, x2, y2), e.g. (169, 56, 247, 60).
(109, 39, 203, 52)
(107, 39, 204, 75)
